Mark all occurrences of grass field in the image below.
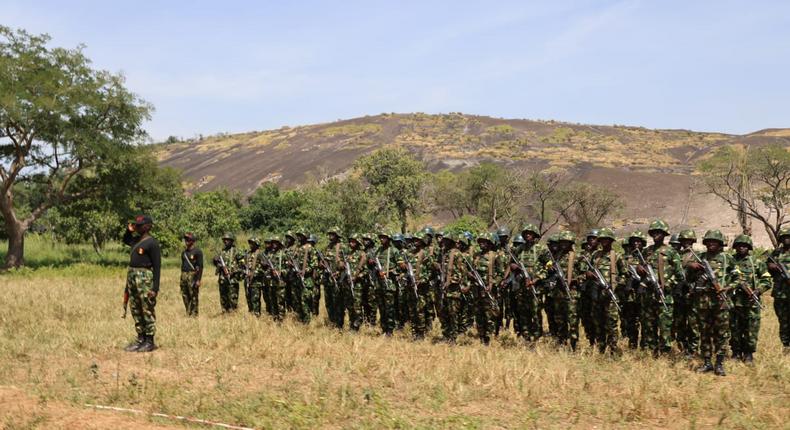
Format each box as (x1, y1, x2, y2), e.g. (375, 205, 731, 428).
(1, 238, 789, 429)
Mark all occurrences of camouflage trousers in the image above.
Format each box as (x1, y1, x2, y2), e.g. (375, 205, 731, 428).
(245, 279, 263, 317)
(542, 293, 556, 338)
(730, 305, 761, 355)
(512, 286, 542, 341)
(593, 296, 620, 354)
(774, 298, 790, 347)
(361, 276, 378, 326)
(640, 296, 673, 353)
(697, 306, 730, 359)
(459, 291, 475, 335)
(340, 278, 364, 331)
(406, 283, 430, 339)
(376, 280, 397, 335)
(552, 291, 579, 348)
(127, 268, 156, 336)
(579, 285, 597, 346)
(295, 278, 315, 324)
(322, 274, 341, 328)
(619, 300, 641, 349)
(475, 290, 499, 345)
(440, 290, 462, 342)
(265, 278, 287, 321)
(311, 279, 321, 317)
(179, 271, 199, 317)
(218, 277, 239, 312)
(672, 293, 693, 352)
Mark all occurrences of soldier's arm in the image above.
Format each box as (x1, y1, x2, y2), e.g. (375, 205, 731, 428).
(195, 249, 204, 282)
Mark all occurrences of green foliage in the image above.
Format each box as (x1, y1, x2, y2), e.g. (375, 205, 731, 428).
(299, 178, 378, 236)
(355, 148, 427, 232)
(442, 215, 488, 236)
(239, 183, 306, 232)
(541, 127, 575, 144)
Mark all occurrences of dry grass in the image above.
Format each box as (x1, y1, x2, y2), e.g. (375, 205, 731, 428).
(1, 263, 789, 429)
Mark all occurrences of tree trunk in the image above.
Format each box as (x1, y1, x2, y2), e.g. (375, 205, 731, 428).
(4, 218, 25, 269)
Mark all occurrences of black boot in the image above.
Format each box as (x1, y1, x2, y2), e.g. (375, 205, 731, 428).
(696, 358, 714, 373)
(743, 352, 754, 364)
(124, 334, 144, 352)
(714, 354, 726, 376)
(136, 335, 158, 353)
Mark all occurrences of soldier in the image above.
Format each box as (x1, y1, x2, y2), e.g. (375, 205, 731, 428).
(265, 236, 288, 322)
(767, 227, 790, 352)
(579, 229, 600, 348)
(542, 231, 581, 350)
(542, 233, 561, 338)
(729, 234, 772, 363)
(498, 234, 525, 336)
(422, 227, 439, 323)
(370, 232, 400, 336)
(360, 234, 378, 326)
(261, 238, 275, 316)
(320, 227, 346, 328)
(638, 219, 681, 356)
(669, 234, 682, 252)
(496, 227, 510, 253)
(457, 231, 477, 335)
(345, 234, 368, 331)
(392, 233, 410, 329)
(122, 215, 161, 353)
(584, 228, 623, 355)
(283, 232, 298, 314)
(213, 233, 242, 313)
(439, 233, 467, 343)
(676, 229, 698, 357)
(509, 225, 546, 342)
(242, 237, 264, 317)
(306, 234, 321, 316)
(472, 233, 504, 345)
(620, 231, 646, 349)
(179, 232, 203, 317)
(687, 230, 734, 376)
(405, 233, 433, 339)
(291, 232, 318, 323)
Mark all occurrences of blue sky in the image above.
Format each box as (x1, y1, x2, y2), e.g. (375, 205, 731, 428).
(6, 1, 790, 139)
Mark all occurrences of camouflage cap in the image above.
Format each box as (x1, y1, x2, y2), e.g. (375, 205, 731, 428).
(248, 237, 261, 247)
(496, 227, 510, 238)
(779, 227, 790, 239)
(547, 233, 561, 243)
(558, 231, 576, 243)
(669, 233, 680, 244)
(597, 228, 616, 241)
(378, 232, 391, 239)
(269, 235, 282, 244)
(361, 233, 374, 242)
(477, 233, 495, 245)
(648, 219, 670, 235)
(702, 229, 726, 245)
(521, 223, 540, 237)
(441, 232, 458, 243)
(348, 233, 361, 243)
(628, 231, 648, 243)
(512, 234, 526, 245)
(732, 234, 753, 249)
(284, 231, 295, 240)
(221, 232, 235, 241)
(326, 226, 342, 236)
(678, 229, 697, 241)
(183, 232, 196, 242)
(295, 231, 308, 239)
(586, 229, 600, 238)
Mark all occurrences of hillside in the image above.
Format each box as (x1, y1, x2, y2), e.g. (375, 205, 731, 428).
(156, 113, 789, 244)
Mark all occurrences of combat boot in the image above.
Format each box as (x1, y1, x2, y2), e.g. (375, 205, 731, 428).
(696, 358, 714, 373)
(743, 352, 754, 364)
(124, 334, 144, 352)
(136, 335, 158, 353)
(714, 354, 726, 376)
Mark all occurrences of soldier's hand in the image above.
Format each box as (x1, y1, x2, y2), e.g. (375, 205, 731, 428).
(399, 262, 407, 271)
(509, 263, 519, 272)
(636, 265, 647, 277)
(585, 271, 595, 280)
(147, 291, 157, 299)
(688, 262, 703, 271)
(768, 263, 780, 272)
(195, 280, 201, 288)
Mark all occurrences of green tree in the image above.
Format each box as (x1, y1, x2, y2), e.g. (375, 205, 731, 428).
(556, 183, 623, 237)
(698, 144, 790, 246)
(300, 178, 379, 236)
(182, 190, 242, 241)
(355, 148, 426, 233)
(239, 182, 306, 232)
(0, 26, 151, 267)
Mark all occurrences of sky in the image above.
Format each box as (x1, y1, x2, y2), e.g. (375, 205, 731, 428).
(5, 0, 790, 140)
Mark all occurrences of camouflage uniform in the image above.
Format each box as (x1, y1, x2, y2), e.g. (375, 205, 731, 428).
(440, 235, 467, 342)
(541, 234, 561, 338)
(729, 235, 772, 360)
(214, 234, 243, 312)
(179, 238, 203, 317)
(641, 220, 681, 354)
(405, 235, 433, 339)
(346, 235, 368, 331)
(619, 232, 645, 349)
(283, 233, 298, 314)
(541, 231, 581, 350)
(361, 235, 379, 326)
(242, 239, 264, 317)
(578, 230, 600, 347)
(689, 230, 734, 374)
(371, 235, 401, 335)
(470, 234, 504, 344)
(673, 229, 697, 354)
(585, 228, 624, 354)
(292, 235, 318, 324)
(392, 234, 411, 330)
(264, 238, 288, 321)
(457, 232, 477, 335)
(510, 229, 547, 341)
(320, 231, 347, 328)
(768, 228, 790, 349)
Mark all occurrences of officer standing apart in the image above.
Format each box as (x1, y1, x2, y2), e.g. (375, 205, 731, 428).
(180, 232, 203, 317)
(122, 215, 161, 353)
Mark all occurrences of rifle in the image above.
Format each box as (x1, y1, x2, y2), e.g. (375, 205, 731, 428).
(581, 255, 621, 313)
(339, 249, 356, 301)
(286, 252, 308, 292)
(506, 248, 539, 302)
(217, 254, 232, 283)
(373, 253, 393, 291)
(736, 278, 763, 309)
(460, 253, 499, 309)
(634, 248, 668, 311)
(548, 250, 572, 299)
(768, 255, 790, 284)
(689, 250, 731, 310)
(122, 286, 129, 319)
(316, 249, 340, 293)
(404, 258, 420, 301)
(260, 251, 283, 283)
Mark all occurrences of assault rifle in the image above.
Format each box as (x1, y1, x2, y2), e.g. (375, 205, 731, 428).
(339, 249, 356, 301)
(548, 250, 572, 299)
(634, 248, 668, 311)
(260, 251, 283, 283)
(316, 249, 340, 293)
(286, 252, 308, 292)
(581, 255, 621, 313)
(460, 253, 499, 309)
(217, 255, 232, 283)
(404, 258, 420, 301)
(689, 250, 731, 310)
(506, 248, 539, 302)
(767, 255, 790, 284)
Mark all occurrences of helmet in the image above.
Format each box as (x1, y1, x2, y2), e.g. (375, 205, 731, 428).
(462, 231, 474, 241)
(521, 223, 540, 237)
(378, 232, 391, 240)
(628, 231, 647, 243)
(269, 235, 282, 245)
(458, 234, 472, 248)
(702, 229, 726, 245)
(221, 232, 235, 241)
(548, 233, 561, 243)
(596, 228, 615, 241)
(284, 231, 295, 240)
(423, 226, 435, 236)
(669, 233, 680, 245)
(496, 227, 510, 238)
(403, 233, 413, 242)
(349, 233, 361, 243)
(477, 233, 495, 245)
(436, 231, 445, 238)
(732, 234, 753, 250)
(586, 229, 600, 238)
(392, 233, 405, 242)
(558, 231, 576, 243)
(326, 226, 341, 236)
(648, 219, 670, 235)
(678, 229, 697, 242)
(441, 232, 458, 243)
(361, 233, 374, 242)
(512, 234, 526, 245)
(248, 237, 261, 247)
(307, 234, 317, 244)
(778, 227, 790, 239)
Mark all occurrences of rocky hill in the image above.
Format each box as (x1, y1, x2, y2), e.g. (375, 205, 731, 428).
(156, 113, 789, 245)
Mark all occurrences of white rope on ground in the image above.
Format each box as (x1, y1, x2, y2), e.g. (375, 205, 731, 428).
(84, 404, 256, 430)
